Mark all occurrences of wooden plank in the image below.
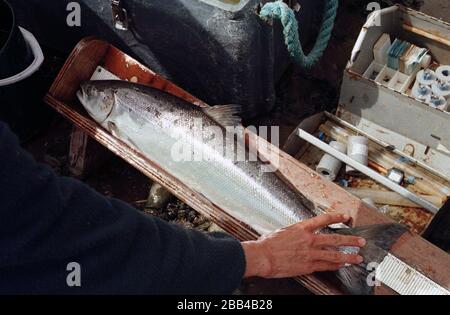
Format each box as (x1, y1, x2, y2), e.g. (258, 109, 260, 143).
(402, 23, 450, 47)
(49, 38, 110, 101)
(68, 127, 112, 178)
(69, 127, 90, 178)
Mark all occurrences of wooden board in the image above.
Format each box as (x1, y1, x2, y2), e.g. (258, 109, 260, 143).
(68, 126, 113, 178)
(45, 38, 450, 295)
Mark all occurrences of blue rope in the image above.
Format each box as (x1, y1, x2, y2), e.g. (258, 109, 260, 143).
(260, 0, 339, 69)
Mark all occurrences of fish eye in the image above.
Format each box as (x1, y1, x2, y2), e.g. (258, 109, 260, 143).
(84, 87, 97, 97)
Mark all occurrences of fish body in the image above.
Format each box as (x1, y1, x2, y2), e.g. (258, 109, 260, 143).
(77, 80, 315, 235)
(77, 80, 408, 294)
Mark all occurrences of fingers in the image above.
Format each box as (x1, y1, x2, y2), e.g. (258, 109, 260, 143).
(313, 234, 366, 248)
(312, 250, 363, 265)
(311, 262, 345, 273)
(302, 213, 350, 232)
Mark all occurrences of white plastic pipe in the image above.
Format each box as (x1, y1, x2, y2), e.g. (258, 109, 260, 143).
(346, 136, 369, 175)
(297, 129, 440, 214)
(316, 141, 346, 181)
(436, 65, 450, 83)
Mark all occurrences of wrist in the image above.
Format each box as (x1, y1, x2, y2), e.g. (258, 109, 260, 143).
(241, 240, 271, 278)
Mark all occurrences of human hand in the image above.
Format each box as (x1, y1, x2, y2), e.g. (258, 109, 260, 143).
(242, 213, 366, 279)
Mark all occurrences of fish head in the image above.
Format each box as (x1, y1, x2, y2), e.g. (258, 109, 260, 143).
(77, 81, 115, 124)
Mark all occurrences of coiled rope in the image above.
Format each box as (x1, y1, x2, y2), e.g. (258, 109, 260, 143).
(260, 0, 339, 69)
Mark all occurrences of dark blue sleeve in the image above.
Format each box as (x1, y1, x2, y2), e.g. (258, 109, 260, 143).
(0, 121, 245, 294)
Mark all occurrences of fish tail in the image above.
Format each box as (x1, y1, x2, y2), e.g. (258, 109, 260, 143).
(335, 223, 409, 295)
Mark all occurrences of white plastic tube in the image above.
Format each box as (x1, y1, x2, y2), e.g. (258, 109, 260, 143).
(316, 141, 346, 181)
(412, 81, 432, 101)
(416, 69, 436, 86)
(346, 136, 369, 176)
(427, 94, 449, 111)
(436, 65, 450, 83)
(431, 80, 450, 103)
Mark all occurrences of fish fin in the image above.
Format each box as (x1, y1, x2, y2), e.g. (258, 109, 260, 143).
(202, 105, 242, 128)
(334, 223, 409, 295)
(336, 264, 374, 295)
(107, 121, 140, 149)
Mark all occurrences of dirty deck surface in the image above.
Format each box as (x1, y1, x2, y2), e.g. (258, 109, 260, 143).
(24, 1, 449, 295)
